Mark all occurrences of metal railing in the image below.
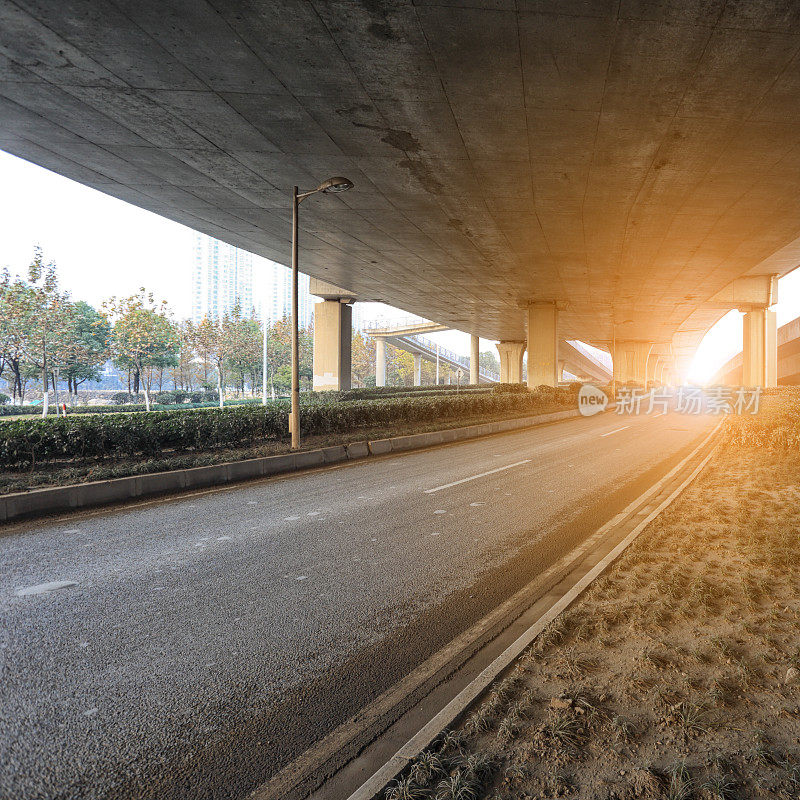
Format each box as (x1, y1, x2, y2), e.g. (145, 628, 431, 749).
(363, 315, 439, 333)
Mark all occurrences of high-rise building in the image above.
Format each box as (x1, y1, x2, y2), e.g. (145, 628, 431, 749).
(192, 233, 255, 323)
(257, 260, 313, 329)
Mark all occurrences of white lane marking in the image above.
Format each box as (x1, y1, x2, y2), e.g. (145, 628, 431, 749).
(600, 425, 630, 438)
(296, 575, 308, 581)
(284, 516, 300, 521)
(84, 707, 99, 718)
(15, 580, 78, 597)
(216, 536, 232, 542)
(424, 460, 532, 494)
(469, 502, 486, 507)
(433, 509, 447, 515)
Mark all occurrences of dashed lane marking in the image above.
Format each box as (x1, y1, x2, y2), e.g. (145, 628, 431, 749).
(424, 460, 532, 494)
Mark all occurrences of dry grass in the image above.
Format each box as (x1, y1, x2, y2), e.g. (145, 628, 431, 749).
(386, 392, 800, 799)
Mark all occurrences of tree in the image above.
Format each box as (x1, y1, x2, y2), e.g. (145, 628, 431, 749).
(351, 332, 376, 388)
(61, 301, 110, 400)
(104, 290, 179, 412)
(171, 320, 199, 391)
(227, 313, 263, 395)
(0, 268, 34, 403)
(21, 249, 73, 417)
(192, 313, 239, 409)
(386, 344, 415, 386)
(480, 350, 500, 375)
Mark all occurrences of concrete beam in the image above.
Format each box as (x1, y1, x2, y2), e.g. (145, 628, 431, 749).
(496, 341, 525, 384)
(309, 278, 356, 303)
(527, 303, 558, 388)
(313, 300, 352, 391)
(706, 274, 778, 311)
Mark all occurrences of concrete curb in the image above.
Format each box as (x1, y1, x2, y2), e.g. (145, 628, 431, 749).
(0, 407, 583, 524)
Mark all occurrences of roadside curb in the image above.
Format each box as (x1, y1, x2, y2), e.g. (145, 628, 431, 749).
(0, 407, 583, 524)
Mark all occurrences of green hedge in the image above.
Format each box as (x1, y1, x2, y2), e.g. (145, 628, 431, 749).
(0, 386, 578, 470)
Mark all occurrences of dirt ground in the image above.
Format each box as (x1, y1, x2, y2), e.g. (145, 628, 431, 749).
(388, 394, 800, 800)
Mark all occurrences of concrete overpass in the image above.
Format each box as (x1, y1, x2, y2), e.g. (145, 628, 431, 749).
(361, 318, 611, 387)
(713, 315, 800, 386)
(0, 1, 796, 388)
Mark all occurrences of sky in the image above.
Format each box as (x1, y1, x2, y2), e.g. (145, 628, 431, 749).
(1, 148, 798, 383)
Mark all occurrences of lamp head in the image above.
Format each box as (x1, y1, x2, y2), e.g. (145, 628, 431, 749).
(317, 176, 354, 193)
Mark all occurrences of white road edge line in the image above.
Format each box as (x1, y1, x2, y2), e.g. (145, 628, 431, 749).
(423, 460, 532, 494)
(600, 425, 630, 437)
(347, 420, 722, 800)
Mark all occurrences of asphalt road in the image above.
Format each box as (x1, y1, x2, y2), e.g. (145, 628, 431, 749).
(0, 409, 716, 799)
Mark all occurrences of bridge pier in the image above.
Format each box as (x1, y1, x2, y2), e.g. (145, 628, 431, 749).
(496, 341, 525, 384)
(375, 338, 386, 387)
(413, 353, 422, 386)
(613, 341, 652, 385)
(470, 335, 480, 385)
(313, 300, 352, 391)
(742, 308, 777, 388)
(527, 303, 558, 387)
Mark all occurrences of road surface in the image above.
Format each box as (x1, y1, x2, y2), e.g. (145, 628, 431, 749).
(0, 409, 716, 799)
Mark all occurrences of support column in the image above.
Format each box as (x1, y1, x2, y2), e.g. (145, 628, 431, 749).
(470, 334, 480, 385)
(645, 354, 659, 385)
(496, 341, 525, 384)
(312, 300, 352, 391)
(413, 352, 422, 386)
(557, 359, 565, 382)
(527, 303, 558, 387)
(375, 337, 386, 387)
(742, 308, 777, 388)
(612, 341, 652, 385)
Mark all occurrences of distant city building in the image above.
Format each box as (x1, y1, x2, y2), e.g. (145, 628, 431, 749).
(258, 259, 313, 329)
(351, 303, 370, 332)
(192, 233, 254, 323)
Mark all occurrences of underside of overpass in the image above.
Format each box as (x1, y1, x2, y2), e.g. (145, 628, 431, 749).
(0, 0, 796, 385)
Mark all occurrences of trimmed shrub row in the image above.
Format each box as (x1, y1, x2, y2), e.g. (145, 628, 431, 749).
(0, 385, 579, 470)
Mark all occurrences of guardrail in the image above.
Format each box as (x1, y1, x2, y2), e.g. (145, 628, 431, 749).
(363, 316, 433, 333)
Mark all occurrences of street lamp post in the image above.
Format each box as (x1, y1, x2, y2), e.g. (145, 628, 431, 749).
(289, 176, 353, 449)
